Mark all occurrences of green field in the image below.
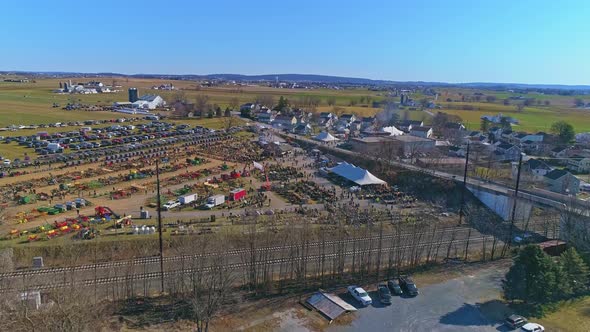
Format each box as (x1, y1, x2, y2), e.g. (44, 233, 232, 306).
(1, 77, 589, 136)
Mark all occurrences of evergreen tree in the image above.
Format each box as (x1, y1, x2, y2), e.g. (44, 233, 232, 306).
(560, 247, 589, 295)
(274, 96, 289, 111)
(480, 118, 490, 132)
(503, 245, 559, 303)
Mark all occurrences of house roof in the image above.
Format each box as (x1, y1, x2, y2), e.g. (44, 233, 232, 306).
(468, 131, 481, 137)
(411, 126, 432, 132)
(274, 115, 294, 121)
(362, 117, 374, 122)
(294, 124, 311, 131)
(306, 292, 356, 321)
(551, 146, 567, 153)
(340, 114, 354, 119)
(544, 169, 570, 180)
(445, 122, 465, 129)
(526, 159, 551, 170)
(497, 143, 515, 150)
(138, 94, 160, 102)
(400, 120, 423, 126)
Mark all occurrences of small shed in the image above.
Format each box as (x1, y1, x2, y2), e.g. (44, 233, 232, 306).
(305, 291, 357, 322)
(538, 240, 567, 256)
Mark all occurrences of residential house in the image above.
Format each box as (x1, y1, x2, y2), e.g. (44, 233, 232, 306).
(444, 122, 466, 131)
(361, 117, 375, 130)
(318, 112, 337, 128)
(397, 120, 424, 132)
(512, 132, 544, 144)
(170, 101, 195, 117)
(257, 112, 274, 124)
(544, 169, 580, 194)
(272, 115, 297, 129)
(500, 130, 513, 140)
(551, 146, 569, 158)
(495, 143, 522, 161)
(410, 126, 433, 139)
(448, 146, 467, 158)
(521, 140, 542, 153)
(524, 159, 552, 179)
(338, 114, 357, 127)
(292, 123, 312, 135)
(349, 120, 362, 133)
(240, 103, 260, 116)
(481, 113, 519, 125)
(567, 155, 590, 173)
(465, 130, 487, 143)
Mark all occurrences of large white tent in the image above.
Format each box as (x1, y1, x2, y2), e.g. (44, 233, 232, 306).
(328, 162, 387, 186)
(314, 131, 339, 142)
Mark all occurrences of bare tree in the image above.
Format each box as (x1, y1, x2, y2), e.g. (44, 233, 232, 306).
(188, 253, 237, 332)
(256, 95, 275, 109)
(229, 97, 240, 111)
(326, 96, 336, 106)
(1, 288, 111, 332)
(195, 94, 210, 118)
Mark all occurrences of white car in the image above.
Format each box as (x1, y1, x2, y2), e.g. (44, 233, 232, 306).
(3, 159, 11, 166)
(347, 286, 372, 306)
(521, 323, 544, 332)
(162, 200, 180, 210)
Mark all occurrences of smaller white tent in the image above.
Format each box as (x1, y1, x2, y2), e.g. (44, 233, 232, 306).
(381, 126, 404, 136)
(314, 131, 339, 142)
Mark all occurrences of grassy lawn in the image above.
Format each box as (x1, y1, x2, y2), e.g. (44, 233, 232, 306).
(438, 105, 590, 132)
(536, 297, 590, 332)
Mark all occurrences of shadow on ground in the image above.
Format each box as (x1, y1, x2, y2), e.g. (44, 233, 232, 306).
(440, 299, 512, 330)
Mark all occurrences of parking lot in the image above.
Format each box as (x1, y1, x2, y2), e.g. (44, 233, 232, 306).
(330, 265, 512, 332)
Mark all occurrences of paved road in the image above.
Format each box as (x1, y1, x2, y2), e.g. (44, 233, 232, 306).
(330, 265, 511, 332)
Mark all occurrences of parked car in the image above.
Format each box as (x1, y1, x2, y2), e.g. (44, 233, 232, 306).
(162, 200, 180, 210)
(506, 314, 527, 329)
(399, 276, 419, 296)
(387, 279, 403, 295)
(347, 286, 372, 306)
(520, 323, 544, 332)
(3, 159, 11, 166)
(377, 283, 392, 305)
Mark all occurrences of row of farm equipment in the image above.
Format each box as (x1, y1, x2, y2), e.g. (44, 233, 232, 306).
(5, 206, 125, 243)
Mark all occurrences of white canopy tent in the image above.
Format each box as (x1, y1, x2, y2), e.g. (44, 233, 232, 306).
(328, 162, 387, 186)
(381, 126, 404, 136)
(314, 131, 339, 142)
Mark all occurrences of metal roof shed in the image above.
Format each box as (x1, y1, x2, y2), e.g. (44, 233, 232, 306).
(305, 291, 357, 322)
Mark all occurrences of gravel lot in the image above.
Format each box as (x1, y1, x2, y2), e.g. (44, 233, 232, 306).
(329, 266, 512, 332)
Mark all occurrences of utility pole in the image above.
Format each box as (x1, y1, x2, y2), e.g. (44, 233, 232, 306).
(156, 158, 164, 293)
(458, 143, 470, 225)
(508, 153, 523, 247)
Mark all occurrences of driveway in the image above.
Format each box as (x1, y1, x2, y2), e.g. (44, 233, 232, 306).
(329, 266, 512, 332)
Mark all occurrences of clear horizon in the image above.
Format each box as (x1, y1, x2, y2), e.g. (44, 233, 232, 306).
(3, 0, 589, 85)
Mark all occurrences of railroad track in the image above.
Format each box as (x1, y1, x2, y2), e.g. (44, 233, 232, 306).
(0, 225, 478, 278)
(0, 223, 553, 279)
(0, 234, 498, 292)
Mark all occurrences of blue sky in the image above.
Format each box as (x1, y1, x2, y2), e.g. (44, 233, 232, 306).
(2, 0, 589, 84)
